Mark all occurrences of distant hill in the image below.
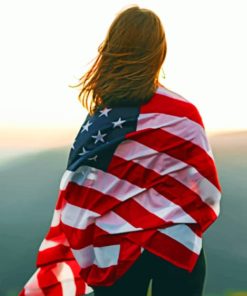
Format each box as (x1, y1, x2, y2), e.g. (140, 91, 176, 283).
(0, 131, 247, 295)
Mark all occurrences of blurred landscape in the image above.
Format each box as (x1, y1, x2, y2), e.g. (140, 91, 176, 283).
(0, 131, 247, 296)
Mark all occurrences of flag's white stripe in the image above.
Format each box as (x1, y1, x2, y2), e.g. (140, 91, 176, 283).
(155, 85, 189, 102)
(72, 245, 94, 268)
(158, 224, 202, 254)
(24, 268, 45, 296)
(59, 166, 145, 202)
(113, 140, 220, 214)
(39, 238, 69, 251)
(61, 203, 100, 230)
(72, 244, 120, 268)
(50, 209, 61, 227)
(169, 167, 220, 215)
(85, 285, 94, 294)
(94, 244, 121, 268)
(39, 239, 59, 251)
(52, 262, 76, 296)
(137, 112, 213, 158)
(96, 211, 143, 234)
(60, 170, 74, 190)
(60, 166, 98, 190)
(114, 139, 185, 173)
(134, 187, 196, 223)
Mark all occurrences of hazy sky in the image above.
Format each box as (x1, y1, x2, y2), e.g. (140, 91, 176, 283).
(0, 0, 247, 149)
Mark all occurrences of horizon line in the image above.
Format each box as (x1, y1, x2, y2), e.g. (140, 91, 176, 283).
(0, 126, 246, 151)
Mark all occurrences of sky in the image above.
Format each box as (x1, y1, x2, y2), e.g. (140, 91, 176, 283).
(0, 0, 247, 151)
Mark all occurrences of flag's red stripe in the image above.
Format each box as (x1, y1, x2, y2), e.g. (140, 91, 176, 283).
(18, 289, 25, 296)
(45, 225, 64, 241)
(37, 245, 73, 267)
(113, 197, 175, 229)
(187, 223, 203, 237)
(140, 93, 204, 127)
(60, 223, 95, 249)
(66, 261, 87, 295)
(55, 190, 67, 210)
(60, 183, 120, 215)
(37, 265, 63, 296)
(127, 229, 199, 272)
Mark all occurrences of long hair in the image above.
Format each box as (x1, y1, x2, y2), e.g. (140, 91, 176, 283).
(70, 5, 167, 116)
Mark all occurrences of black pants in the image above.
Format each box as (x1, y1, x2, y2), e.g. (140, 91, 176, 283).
(92, 247, 206, 296)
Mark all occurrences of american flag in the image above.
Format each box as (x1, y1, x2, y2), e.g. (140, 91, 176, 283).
(19, 85, 222, 296)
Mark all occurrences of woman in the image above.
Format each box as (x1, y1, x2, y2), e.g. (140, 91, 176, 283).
(70, 6, 221, 295)
(19, 5, 221, 296)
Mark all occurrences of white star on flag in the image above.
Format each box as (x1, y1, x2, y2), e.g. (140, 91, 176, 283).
(91, 130, 107, 144)
(112, 117, 126, 128)
(88, 155, 98, 162)
(78, 147, 89, 156)
(99, 107, 112, 117)
(81, 121, 92, 133)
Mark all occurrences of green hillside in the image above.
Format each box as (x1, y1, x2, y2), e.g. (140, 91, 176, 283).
(0, 131, 247, 295)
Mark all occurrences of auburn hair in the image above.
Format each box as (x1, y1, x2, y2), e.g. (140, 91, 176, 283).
(70, 5, 167, 116)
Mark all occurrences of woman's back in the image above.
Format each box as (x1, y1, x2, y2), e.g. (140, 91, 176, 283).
(60, 83, 221, 286)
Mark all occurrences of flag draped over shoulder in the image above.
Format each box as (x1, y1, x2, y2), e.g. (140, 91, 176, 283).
(19, 85, 222, 296)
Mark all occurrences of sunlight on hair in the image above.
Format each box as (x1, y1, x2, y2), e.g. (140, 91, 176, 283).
(69, 5, 167, 116)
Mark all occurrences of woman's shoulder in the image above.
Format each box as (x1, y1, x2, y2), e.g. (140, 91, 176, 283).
(155, 84, 190, 103)
(146, 84, 204, 127)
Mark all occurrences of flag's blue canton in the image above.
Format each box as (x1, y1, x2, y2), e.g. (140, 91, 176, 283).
(66, 106, 140, 172)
